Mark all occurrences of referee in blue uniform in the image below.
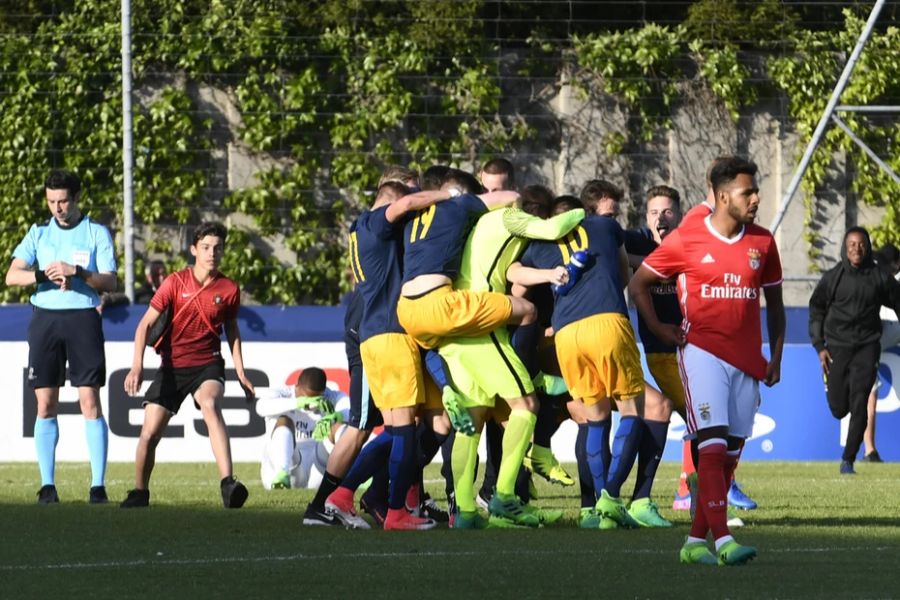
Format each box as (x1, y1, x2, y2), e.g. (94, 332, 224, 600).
(5, 171, 118, 504)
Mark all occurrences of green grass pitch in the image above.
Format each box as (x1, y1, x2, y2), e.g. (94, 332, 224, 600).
(1, 461, 898, 599)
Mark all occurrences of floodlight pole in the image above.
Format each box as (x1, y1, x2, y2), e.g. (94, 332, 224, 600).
(770, 0, 886, 235)
(121, 0, 135, 301)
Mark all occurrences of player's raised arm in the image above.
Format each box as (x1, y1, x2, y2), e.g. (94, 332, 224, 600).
(629, 265, 684, 348)
(385, 189, 452, 223)
(502, 207, 586, 240)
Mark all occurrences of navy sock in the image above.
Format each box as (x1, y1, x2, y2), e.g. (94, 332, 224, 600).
(416, 422, 447, 469)
(478, 419, 503, 497)
(632, 420, 669, 500)
(575, 423, 595, 507)
(533, 392, 561, 447)
(605, 416, 642, 498)
(342, 429, 393, 491)
(424, 350, 449, 389)
(586, 418, 612, 503)
(388, 424, 417, 510)
(440, 430, 456, 497)
(511, 321, 541, 378)
(515, 465, 531, 502)
(363, 463, 390, 504)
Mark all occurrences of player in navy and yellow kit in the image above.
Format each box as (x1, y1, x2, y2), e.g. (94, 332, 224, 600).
(396, 169, 533, 349)
(325, 182, 453, 531)
(510, 180, 646, 527)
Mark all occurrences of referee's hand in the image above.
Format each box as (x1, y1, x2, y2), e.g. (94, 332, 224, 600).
(124, 367, 143, 396)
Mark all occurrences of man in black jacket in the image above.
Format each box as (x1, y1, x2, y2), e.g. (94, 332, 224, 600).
(809, 227, 900, 474)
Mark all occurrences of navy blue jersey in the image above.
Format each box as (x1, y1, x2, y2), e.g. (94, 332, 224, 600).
(402, 193, 487, 282)
(521, 215, 628, 332)
(349, 206, 406, 342)
(625, 228, 683, 354)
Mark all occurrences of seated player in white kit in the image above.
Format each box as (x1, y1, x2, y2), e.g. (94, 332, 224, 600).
(256, 367, 351, 490)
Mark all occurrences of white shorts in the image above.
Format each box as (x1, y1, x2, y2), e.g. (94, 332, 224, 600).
(678, 343, 759, 439)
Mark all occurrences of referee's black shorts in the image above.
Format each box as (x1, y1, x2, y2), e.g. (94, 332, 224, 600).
(27, 307, 106, 388)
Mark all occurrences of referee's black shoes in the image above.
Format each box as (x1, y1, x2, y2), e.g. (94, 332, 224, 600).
(221, 476, 248, 509)
(36, 484, 59, 504)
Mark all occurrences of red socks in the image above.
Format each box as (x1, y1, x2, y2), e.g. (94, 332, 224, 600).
(690, 441, 729, 541)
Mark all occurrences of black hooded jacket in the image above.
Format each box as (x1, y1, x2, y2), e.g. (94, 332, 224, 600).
(809, 227, 900, 352)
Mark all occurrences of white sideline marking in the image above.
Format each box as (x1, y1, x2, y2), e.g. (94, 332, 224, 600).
(1, 546, 894, 572)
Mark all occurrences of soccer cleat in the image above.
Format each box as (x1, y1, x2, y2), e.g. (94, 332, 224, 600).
(453, 510, 490, 530)
(679, 541, 719, 566)
(840, 460, 856, 475)
(89, 486, 109, 504)
(862, 450, 883, 463)
(476, 488, 492, 511)
(727, 480, 758, 510)
(527, 473, 539, 500)
(120, 488, 150, 508)
(672, 491, 691, 511)
(487, 493, 541, 528)
(405, 483, 422, 515)
(687, 472, 699, 520)
(383, 508, 437, 531)
(360, 492, 388, 528)
(441, 386, 475, 435)
(526, 444, 575, 487)
(37, 484, 59, 504)
(221, 476, 248, 509)
(325, 489, 371, 529)
(599, 516, 619, 530)
(595, 489, 638, 528)
(270, 469, 291, 490)
(727, 508, 745, 528)
(522, 502, 563, 525)
(579, 507, 601, 529)
(421, 493, 450, 523)
(628, 497, 673, 528)
(302, 505, 341, 527)
(717, 540, 757, 566)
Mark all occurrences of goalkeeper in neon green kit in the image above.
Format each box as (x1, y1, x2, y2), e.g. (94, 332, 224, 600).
(432, 181, 585, 528)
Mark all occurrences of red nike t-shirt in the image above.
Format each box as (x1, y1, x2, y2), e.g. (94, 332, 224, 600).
(642, 215, 783, 380)
(150, 268, 240, 368)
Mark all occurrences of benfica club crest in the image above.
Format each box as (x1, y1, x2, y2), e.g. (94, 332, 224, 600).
(214, 295, 222, 305)
(748, 248, 761, 270)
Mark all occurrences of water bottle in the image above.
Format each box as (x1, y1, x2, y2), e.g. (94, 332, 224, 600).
(552, 250, 588, 295)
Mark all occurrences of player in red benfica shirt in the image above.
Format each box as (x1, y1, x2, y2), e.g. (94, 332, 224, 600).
(122, 222, 255, 509)
(629, 156, 785, 566)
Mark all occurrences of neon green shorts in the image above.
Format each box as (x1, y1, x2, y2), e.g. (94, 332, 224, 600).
(439, 327, 534, 408)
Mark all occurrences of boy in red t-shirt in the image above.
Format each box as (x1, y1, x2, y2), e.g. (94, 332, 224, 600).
(121, 222, 255, 509)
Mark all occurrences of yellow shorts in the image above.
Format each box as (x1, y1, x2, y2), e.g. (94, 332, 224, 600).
(397, 285, 512, 349)
(420, 375, 443, 412)
(360, 333, 429, 410)
(646, 352, 685, 412)
(555, 313, 644, 405)
(440, 327, 534, 409)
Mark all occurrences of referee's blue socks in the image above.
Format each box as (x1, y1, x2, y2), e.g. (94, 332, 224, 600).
(34, 416, 59, 486)
(85, 416, 109, 487)
(585, 418, 611, 500)
(606, 416, 642, 498)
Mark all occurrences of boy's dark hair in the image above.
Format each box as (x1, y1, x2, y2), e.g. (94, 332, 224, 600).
(520, 185, 555, 218)
(645, 185, 681, 210)
(44, 170, 81, 199)
(579, 179, 623, 213)
(422, 165, 452, 191)
(375, 181, 410, 205)
(298, 367, 328, 394)
(708, 156, 758, 194)
(553, 194, 583, 215)
(445, 169, 484, 195)
(192, 221, 228, 246)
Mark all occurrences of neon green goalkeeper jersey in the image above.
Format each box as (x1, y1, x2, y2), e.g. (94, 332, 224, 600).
(453, 207, 585, 293)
